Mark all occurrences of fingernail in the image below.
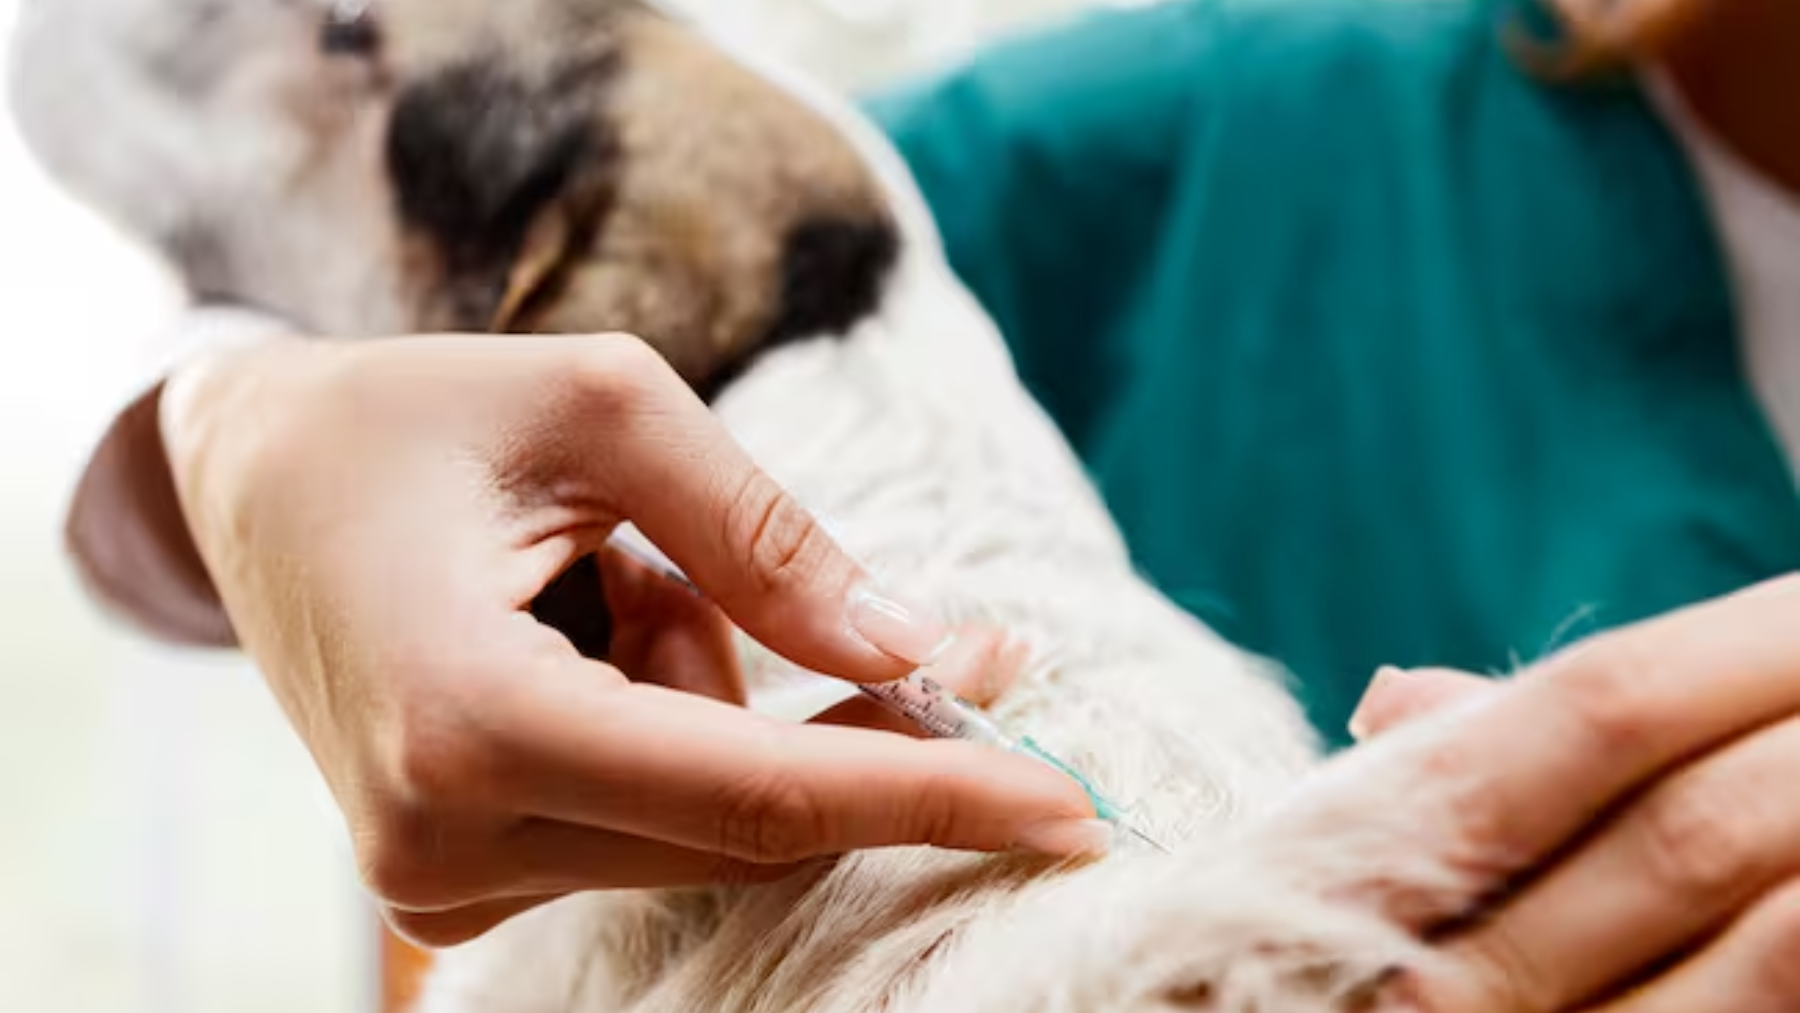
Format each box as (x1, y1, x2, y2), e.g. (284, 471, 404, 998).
(848, 586, 954, 666)
(1013, 818, 1114, 858)
(1348, 666, 1410, 742)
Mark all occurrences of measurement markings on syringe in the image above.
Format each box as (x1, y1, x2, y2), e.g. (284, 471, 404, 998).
(858, 676, 970, 739)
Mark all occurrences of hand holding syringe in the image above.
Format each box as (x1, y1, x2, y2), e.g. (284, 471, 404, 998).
(606, 526, 1170, 853)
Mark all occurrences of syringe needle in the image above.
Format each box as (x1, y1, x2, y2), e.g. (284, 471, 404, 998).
(1120, 821, 1171, 854)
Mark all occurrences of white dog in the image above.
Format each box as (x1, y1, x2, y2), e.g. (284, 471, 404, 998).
(9, 1, 1496, 1009)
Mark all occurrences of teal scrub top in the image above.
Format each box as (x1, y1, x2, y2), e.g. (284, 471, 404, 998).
(864, 0, 1800, 747)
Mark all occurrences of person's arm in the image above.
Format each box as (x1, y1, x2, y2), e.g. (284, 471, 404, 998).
(862, 0, 1225, 451)
(63, 306, 296, 647)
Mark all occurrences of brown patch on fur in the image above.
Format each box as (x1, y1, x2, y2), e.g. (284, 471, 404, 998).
(369, 0, 897, 387)
(497, 10, 896, 388)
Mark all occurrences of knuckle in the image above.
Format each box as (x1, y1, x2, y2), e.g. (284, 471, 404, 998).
(1406, 734, 1536, 881)
(391, 712, 482, 808)
(1633, 773, 1765, 899)
(352, 793, 483, 911)
(715, 774, 824, 864)
(356, 816, 445, 909)
(901, 769, 963, 846)
(1549, 632, 1664, 756)
(722, 472, 824, 597)
(384, 660, 502, 807)
(569, 334, 669, 412)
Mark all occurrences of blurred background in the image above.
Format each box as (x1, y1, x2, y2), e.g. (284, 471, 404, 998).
(0, 0, 376, 1005)
(0, 0, 1138, 1010)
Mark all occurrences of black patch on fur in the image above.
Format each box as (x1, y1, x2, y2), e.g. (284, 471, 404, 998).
(697, 214, 900, 402)
(386, 54, 622, 328)
(530, 554, 615, 661)
(768, 215, 900, 349)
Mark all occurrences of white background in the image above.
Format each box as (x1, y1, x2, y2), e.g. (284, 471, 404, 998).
(2, 0, 380, 1006)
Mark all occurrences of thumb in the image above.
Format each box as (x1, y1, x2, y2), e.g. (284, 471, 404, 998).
(1348, 666, 1501, 742)
(586, 337, 949, 684)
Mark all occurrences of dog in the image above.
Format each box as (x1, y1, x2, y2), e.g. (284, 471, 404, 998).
(9, 1, 1489, 1009)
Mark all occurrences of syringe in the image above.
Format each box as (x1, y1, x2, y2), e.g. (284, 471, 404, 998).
(602, 527, 1170, 854)
(855, 671, 1170, 853)
(605, 525, 699, 592)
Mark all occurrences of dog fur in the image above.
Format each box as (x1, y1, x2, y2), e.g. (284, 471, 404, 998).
(9, 1, 1491, 1009)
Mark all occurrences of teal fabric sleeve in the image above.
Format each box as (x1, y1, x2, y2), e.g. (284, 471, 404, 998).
(866, 1, 1217, 454)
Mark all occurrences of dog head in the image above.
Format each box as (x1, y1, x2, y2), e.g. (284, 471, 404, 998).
(9, 0, 902, 395)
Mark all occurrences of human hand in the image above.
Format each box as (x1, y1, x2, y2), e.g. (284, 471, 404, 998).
(1343, 577, 1800, 1013)
(157, 332, 1098, 946)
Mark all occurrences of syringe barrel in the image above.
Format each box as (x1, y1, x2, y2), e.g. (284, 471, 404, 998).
(857, 672, 1014, 747)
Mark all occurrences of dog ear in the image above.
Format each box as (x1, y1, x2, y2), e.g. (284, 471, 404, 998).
(492, 203, 576, 333)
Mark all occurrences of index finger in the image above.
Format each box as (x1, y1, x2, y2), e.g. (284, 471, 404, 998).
(575, 338, 932, 684)
(490, 657, 1103, 864)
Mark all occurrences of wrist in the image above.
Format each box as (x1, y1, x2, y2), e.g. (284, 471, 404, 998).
(155, 304, 321, 459)
(159, 334, 338, 560)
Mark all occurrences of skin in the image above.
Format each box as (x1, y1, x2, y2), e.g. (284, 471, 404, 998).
(156, 331, 1101, 947)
